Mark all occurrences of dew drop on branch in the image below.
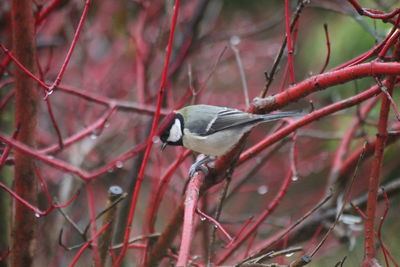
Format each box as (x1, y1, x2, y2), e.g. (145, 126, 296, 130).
(230, 35, 241, 46)
(115, 161, 124, 169)
(291, 175, 299, 182)
(285, 252, 294, 257)
(152, 136, 160, 144)
(34, 213, 41, 218)
(90, 132, 98, 140)
(257, 185, 268, 195)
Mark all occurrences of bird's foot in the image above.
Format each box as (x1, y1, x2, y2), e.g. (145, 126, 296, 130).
(189, 155, 215, 177)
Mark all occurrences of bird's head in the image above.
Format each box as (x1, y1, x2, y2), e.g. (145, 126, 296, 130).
(159, 113, 184, 150)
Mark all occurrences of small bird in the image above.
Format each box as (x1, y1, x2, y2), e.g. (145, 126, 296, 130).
(160, 104, 302, 176)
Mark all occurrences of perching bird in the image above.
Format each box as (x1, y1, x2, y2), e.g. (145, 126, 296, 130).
(160, 104, 302, 176)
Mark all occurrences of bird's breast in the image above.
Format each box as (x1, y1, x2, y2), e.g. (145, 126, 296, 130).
(182, 128, 248, 156)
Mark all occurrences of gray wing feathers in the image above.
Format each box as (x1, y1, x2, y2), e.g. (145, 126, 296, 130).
(180, 105, 302, 136)
(206, 110, 302, 135)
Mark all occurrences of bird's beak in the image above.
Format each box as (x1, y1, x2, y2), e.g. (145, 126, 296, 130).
(161, 142, 167, 151)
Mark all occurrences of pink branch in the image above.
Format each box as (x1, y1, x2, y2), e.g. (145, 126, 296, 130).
(0, 134, 90, 178)
(196, 208, 233, 243)
(47, 0, 92, 95)
(0, 42, 49, 92)
(177, 173, 204, 266)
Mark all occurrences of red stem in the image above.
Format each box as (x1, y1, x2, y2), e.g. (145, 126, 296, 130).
(362, 81, 395, 265)
(177, 173, 204, 266)
(240, 83, 382, 165)
(113, 1, 181, 265)
(362, 40, 400, 267)
(47, 0, 92, 95)
(377, 191, 390, 267)
(347, 0, 400, 19)
(196, 208, 233, 243)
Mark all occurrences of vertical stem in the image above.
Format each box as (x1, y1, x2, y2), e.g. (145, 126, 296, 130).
(10, 0, 38, 265)
(362, 40, 400, 266)
(284, 0, 295, 84)
(362, 79, 393, 266)
(176, 173, 204, 266)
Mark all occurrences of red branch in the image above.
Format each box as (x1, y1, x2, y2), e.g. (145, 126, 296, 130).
(362, 39, 400, 267)
(113, 0, 181, 265)
(362, 82, 395, 265)
(177, 173, 204, 266)
(347, 0, 400, 20)
(240, 83, 382, 165)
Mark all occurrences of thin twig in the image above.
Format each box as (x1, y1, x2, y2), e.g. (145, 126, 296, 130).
(260, 0, 309, 97)
(310, 142, 367, 257)
(231, 42, 250, 108)
(208, 178, 231, 266)
(319, 23, 331, 74)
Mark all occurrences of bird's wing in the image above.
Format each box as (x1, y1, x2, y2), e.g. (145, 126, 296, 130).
(202, 108, 263, 135)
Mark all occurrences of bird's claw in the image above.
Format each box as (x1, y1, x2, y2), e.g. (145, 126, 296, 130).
(188, 155, 215, 177)
(189, 163, 209, 177)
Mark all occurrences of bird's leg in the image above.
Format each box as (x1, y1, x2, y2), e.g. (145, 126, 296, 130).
(189, 155, 216, 177)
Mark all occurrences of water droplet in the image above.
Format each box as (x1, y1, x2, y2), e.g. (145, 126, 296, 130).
(104, 122, 110, 128)
(35, 213, 41, 218)
(257, 185, 268, 195)
(214, 225, 219, 229)
(47, 90, 53, 95)
(152, 136, 160, 144)
(115, 161, 124, 169)
(291, 175, 299, 181)
(200, 216, 206, 221)
(47, 155, 54, 160)
(90, 132, 98, 140)
(230, 35, 241, 46)
(285, 252, 294, 257)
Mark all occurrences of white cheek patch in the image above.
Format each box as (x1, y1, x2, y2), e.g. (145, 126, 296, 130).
(167, 119, 182, 142)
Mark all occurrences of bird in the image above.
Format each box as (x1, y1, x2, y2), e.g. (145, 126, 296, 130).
(159, 104, 302, 176)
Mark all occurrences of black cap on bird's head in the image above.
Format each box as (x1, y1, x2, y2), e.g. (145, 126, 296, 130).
(159, 113, 184, 150)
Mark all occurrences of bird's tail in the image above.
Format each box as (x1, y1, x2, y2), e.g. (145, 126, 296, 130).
(261, 111, 304, 122)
